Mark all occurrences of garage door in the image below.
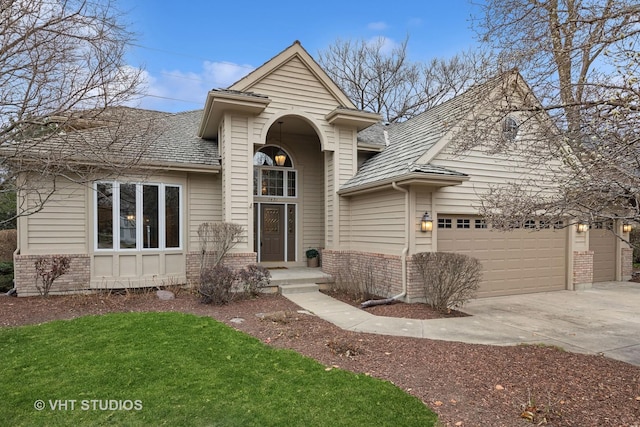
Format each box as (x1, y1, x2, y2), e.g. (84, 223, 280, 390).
(437, 216, 567, 298)
(590, 226, 616, 282)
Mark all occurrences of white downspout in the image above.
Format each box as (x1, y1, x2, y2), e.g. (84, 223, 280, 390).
(391, 182, 409, 301)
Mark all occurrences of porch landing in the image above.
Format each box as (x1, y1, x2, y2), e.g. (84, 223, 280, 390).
(266, 267, 333, 295)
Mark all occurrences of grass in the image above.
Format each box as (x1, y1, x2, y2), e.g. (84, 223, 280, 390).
(0, 312, 438, 426)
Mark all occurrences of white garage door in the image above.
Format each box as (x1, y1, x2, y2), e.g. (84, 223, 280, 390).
(590, 226, 616, 282)
(437, 216, 567, 298)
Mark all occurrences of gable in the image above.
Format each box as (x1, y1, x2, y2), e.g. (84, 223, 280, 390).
(229, 41, 355, 109)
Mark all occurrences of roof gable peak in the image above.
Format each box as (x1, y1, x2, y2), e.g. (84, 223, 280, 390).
(229, 41, 356, 109)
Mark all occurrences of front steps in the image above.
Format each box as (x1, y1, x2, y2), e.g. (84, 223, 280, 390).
(265, 267, 332, 295)
(279, 283, 320, 294)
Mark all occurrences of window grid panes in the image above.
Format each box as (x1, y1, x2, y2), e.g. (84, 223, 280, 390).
(457, 219, 470, 229)
(475, 219, 487, 229)
(438, 218, 452, 229)
(95, 182, 181, 251)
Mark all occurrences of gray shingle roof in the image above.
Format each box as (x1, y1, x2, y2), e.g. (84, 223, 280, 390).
(7, 108, 219, 169)
(148, 110, 218, 167)
(342, 77, 501, 190)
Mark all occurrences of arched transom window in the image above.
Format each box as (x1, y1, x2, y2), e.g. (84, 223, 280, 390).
(253, 146, 297, 197)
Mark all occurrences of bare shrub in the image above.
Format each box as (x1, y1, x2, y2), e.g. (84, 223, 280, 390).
(332, 254, 391, 302)
(237, 265, 271, 297)
(198, 265, 238, 305)
(197, 222, 244, 303)
(413, 252, 482, 311)
(34, 255, 71, 298)
(197, 222, 244, 270)
(0, 229, 16, 262)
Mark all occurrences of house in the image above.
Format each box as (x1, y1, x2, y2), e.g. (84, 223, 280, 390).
(12, 41, 632, 298)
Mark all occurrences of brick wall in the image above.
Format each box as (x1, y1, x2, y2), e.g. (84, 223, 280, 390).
(14, 254, 90, 297)
(573, 250, 593, 288)
(322, 250, 405, 298)
(186, 251, 257, 283)
(622, 247, 633, 280)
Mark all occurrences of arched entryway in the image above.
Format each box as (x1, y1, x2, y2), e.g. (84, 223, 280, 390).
(253, 117, 325, 265)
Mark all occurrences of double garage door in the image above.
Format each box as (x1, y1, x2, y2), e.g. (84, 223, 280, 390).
(437, 216, 567, 298)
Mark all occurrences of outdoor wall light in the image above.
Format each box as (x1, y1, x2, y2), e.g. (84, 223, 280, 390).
(576, 223, 589, 233)
(623, 223, 633, 233)
(421, 211, 433, 232)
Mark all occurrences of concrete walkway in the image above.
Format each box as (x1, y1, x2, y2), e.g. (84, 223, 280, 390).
(283, 281, 640, 367)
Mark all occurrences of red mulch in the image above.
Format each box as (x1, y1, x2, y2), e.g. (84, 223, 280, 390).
(1, 290, 639, 426)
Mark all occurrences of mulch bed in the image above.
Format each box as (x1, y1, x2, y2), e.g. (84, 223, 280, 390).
(1, 290, 639, 426)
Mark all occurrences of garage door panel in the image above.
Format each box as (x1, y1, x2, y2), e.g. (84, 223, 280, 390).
(438, 218, 566, 297)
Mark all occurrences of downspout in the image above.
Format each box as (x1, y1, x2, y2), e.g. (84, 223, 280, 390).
(391, 182, 409, 301)
(360, 181, 410, 308)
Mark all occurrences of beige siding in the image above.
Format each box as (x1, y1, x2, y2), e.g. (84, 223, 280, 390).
(348, 189, 406, 254)
(249, 57, 339, 146)
(338, 128, 356, 244)
(297, 139, 325, 254)
(412, 188, 434, 253)
(219, 114, 252, 249)
(431, 145, 560, 213)
(23, 178, 87, 253)
(325, 151, 335, 248)
(187, 173, 222, 252)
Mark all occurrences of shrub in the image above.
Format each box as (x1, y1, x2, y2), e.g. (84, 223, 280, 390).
(413, 252, 482, 311)
(198, 264, 238, 305)
(331, 254, 391, 302)
(34, 255, 70, 298)
(237, 265, 271, 296)
(197, 222, 243, 270)
(0, 261, 13, 292)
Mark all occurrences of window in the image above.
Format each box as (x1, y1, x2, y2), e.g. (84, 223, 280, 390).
(553, 220, 564, 229)
(95, 182, 181, 251)
(502, 116, 519, 141)
(475, 219, 487, 229)
(524, 220, 536, 229)
(438, 218, 452, 229)
(457, 219, 470, 229)
(253, 147, 297, 197)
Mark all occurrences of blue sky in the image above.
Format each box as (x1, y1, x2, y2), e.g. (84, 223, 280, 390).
(119, 0, 482, 112)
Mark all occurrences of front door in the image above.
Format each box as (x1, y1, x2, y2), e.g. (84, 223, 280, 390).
(260, 204, 285, 262)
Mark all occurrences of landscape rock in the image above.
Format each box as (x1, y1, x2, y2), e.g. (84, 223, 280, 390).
(156, 290, 175, 300)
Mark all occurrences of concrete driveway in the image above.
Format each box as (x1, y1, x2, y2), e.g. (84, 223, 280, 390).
(459, 281, 640, 366)
(284, 280, 640, 367)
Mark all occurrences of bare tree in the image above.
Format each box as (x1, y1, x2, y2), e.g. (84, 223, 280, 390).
(0, 0, 153, 226)
(318, 36, 494, 123)
(468, 0, 640, 228)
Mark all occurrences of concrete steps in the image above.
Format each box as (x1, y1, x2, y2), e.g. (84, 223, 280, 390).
(279, 283, 320, 295)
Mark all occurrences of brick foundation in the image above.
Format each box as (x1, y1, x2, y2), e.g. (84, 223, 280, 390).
(186, 251, 257, 283)
(14, 254, 90, 297)
(322, 250, 406, 299)
(573, 250, 594, 289)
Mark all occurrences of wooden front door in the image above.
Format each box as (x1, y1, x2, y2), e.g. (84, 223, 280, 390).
(260, 204, 285, 262)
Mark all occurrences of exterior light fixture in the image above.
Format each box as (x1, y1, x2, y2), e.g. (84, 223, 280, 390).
(576, 223, 589, 233)
(623, 223, 632, 233)
(275, 121, 287, 167)
(421, 211, 433, 232)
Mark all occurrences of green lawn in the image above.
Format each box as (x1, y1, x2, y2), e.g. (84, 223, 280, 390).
(0, 312, 437, 426)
